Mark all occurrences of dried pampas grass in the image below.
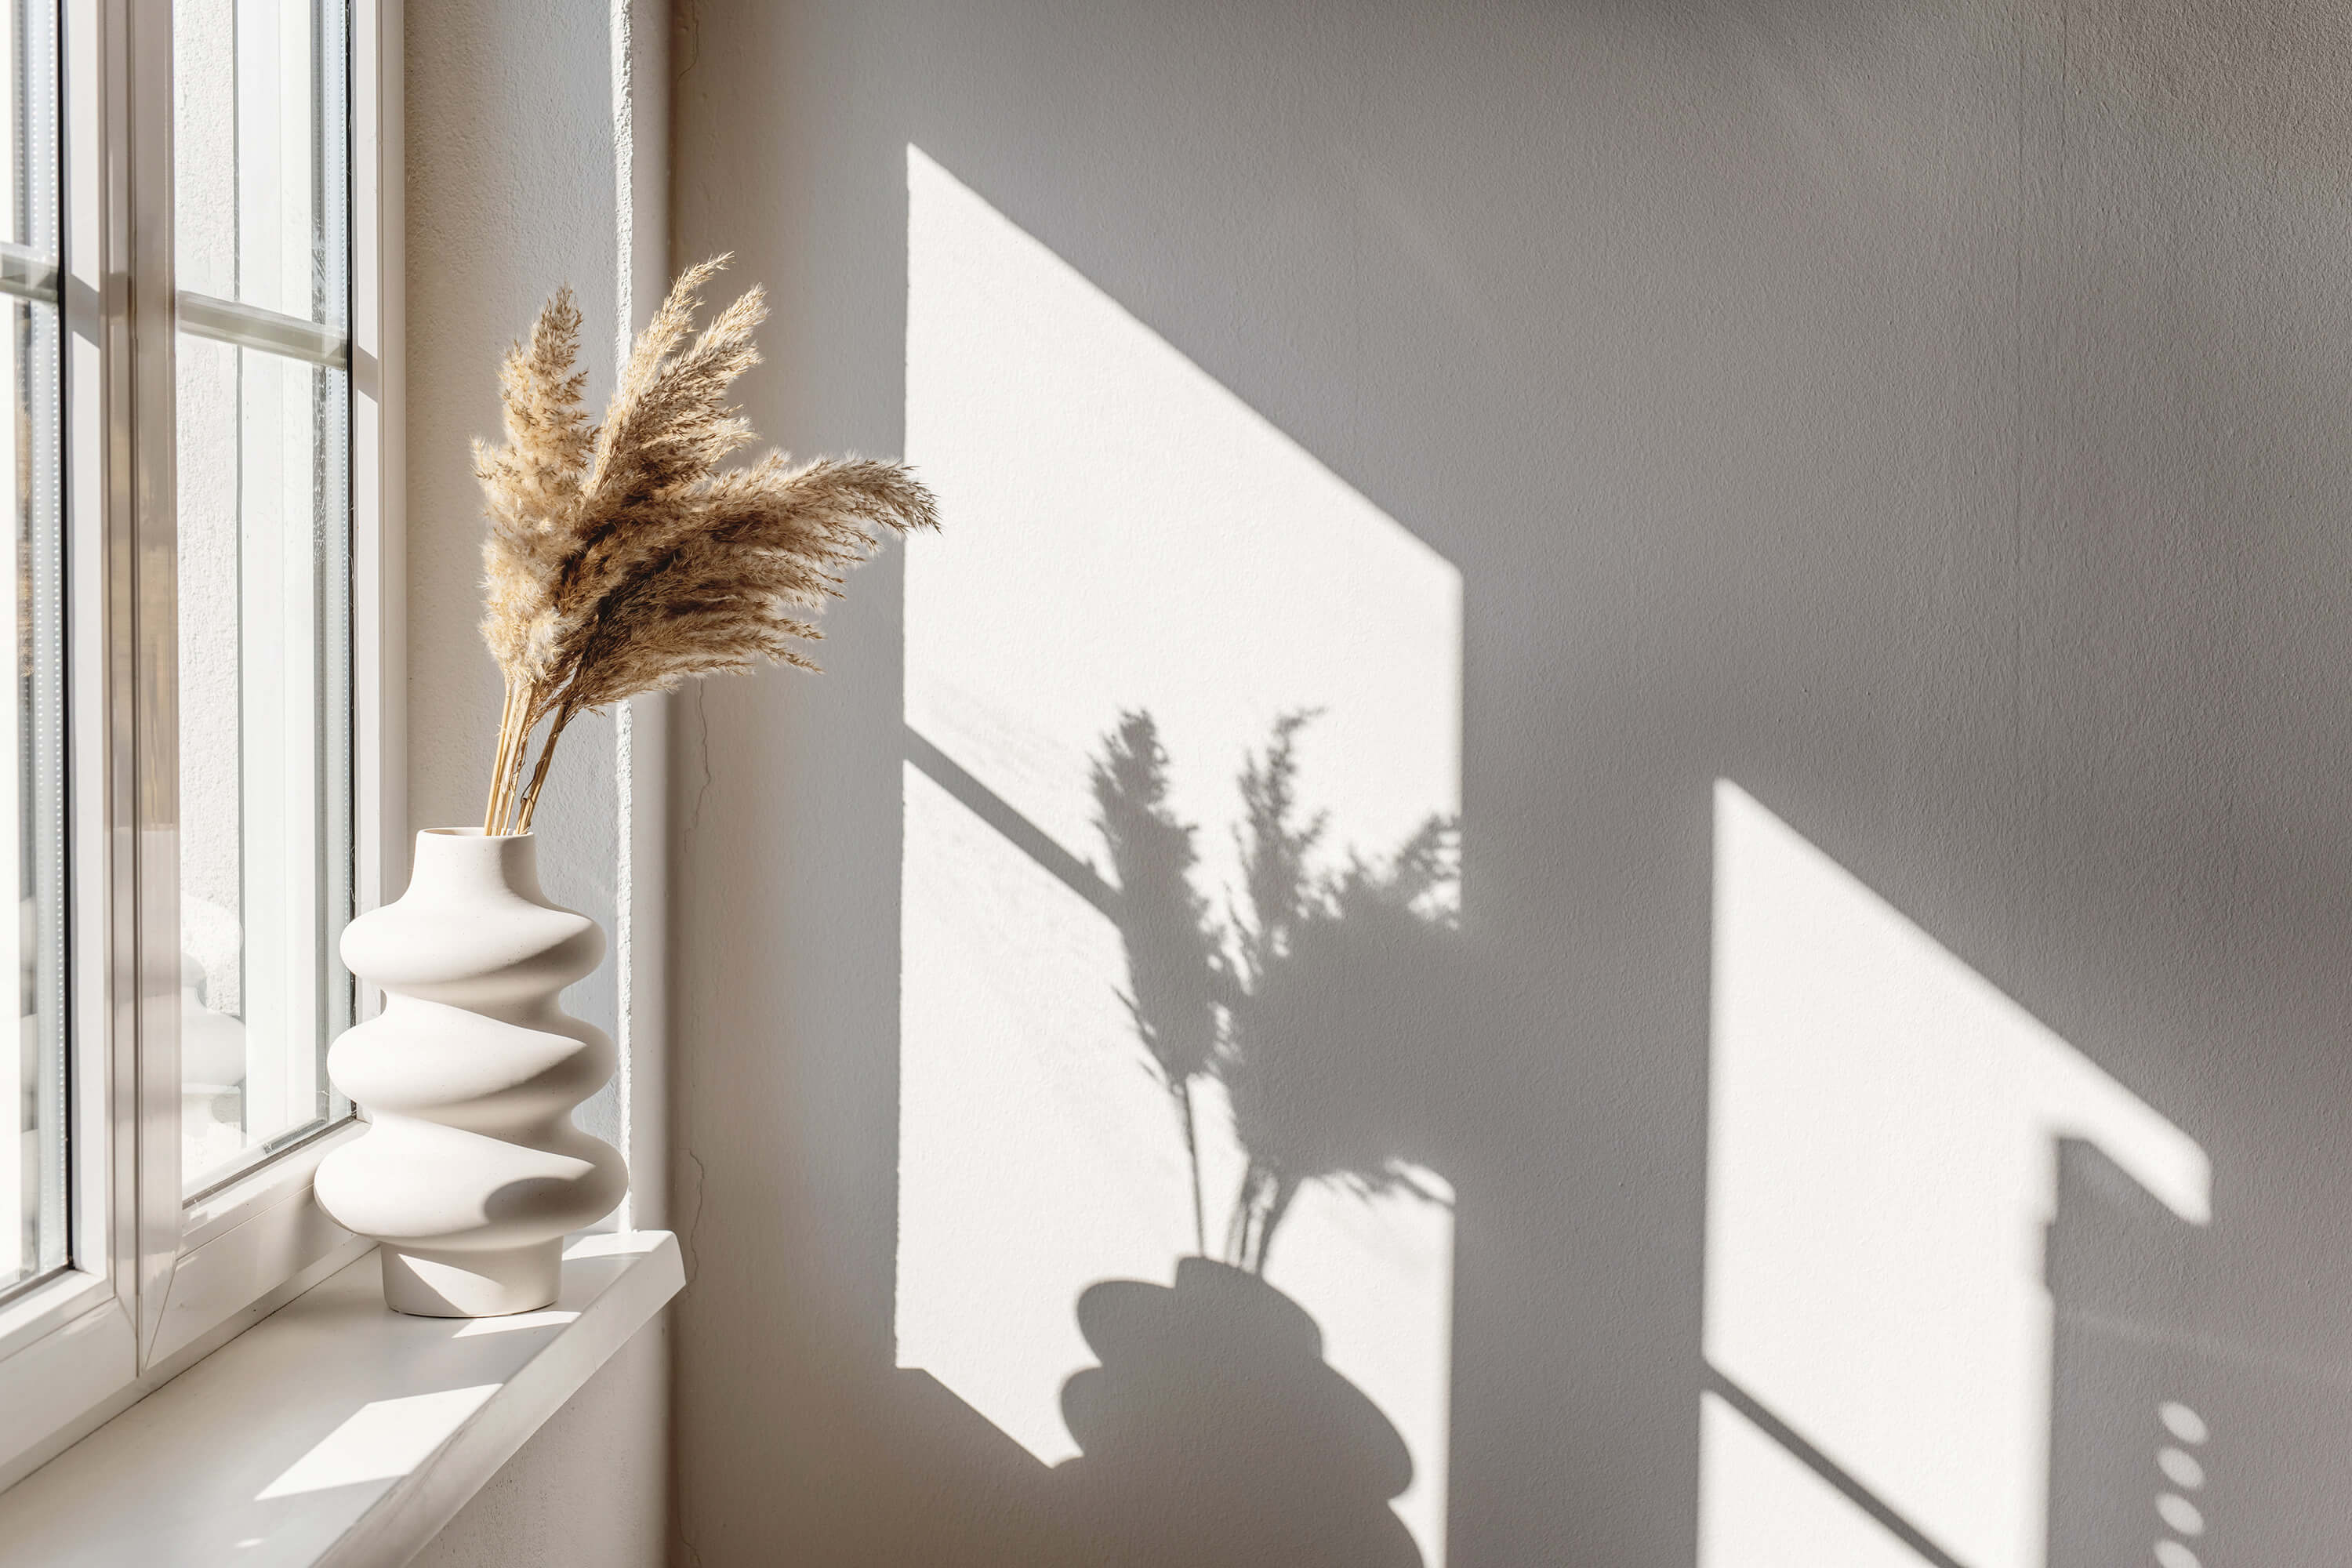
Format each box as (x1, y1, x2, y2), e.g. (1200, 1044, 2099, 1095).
(473, 256, 937, 833)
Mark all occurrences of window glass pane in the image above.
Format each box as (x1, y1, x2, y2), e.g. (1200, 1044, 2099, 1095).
(175, 0, 352, 1193)
(2, 0, 66, 1297)
(174, 0, 349, 328)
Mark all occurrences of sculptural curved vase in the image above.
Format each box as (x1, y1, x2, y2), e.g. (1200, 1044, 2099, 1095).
(315, 829, 627, 1316)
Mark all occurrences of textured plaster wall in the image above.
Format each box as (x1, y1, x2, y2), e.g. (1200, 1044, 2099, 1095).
(405, 0, 621, 1035)
(666, 2, 2352, 1563)
(404, 0, 670, 1561)
(408, 1324, 672, 1568)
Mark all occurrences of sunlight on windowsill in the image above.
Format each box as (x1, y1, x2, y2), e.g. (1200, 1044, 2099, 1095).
(0, 1232, 679, 1568)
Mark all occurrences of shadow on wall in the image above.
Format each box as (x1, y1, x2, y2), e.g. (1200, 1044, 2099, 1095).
(1044, 710, 1454, 1567)
(1088, 709, 1457, 1276)
(903, 710, 1455, 1568)
(2042, 1141, 2352, 1568)
(895, 143, 1464, 1564)
(887, 139, 2331, 1568)
(1704, 784, 2218, 1568)
(1052, 1258, 1420, 1568)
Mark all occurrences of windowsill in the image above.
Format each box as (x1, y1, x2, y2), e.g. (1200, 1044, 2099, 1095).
(0, 1230, 682, 1568)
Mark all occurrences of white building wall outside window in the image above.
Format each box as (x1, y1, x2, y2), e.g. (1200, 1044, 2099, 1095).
(172, 0, 355, 1194)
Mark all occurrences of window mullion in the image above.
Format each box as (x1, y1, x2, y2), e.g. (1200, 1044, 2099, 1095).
(0, 238, 56, 302)
(0, 0, 146, 1493)
(124, 0, 185, 1363)
(74, 0, 133, 1321)
(174, 289, 345, 368)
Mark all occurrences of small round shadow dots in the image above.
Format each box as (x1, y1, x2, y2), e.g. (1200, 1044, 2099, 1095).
(2158, 1401, 2209, 1444)
(2158, 1446, 2205, 1489)
(2154, 1542, 2201, 1568)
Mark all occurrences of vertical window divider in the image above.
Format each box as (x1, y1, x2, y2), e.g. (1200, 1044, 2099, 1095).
(69, 0, 129, 1327)
(124, 0, 183, 1363)
(81, 0, 134, 1327)
(349, 0, 395, 1015)
(0, 0, 145, 1495)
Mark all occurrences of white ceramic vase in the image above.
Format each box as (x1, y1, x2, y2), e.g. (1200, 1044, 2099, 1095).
(314, 829, 627, 1316)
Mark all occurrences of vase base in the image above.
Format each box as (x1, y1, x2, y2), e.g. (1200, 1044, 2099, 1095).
(380, 1240, 562, 1318)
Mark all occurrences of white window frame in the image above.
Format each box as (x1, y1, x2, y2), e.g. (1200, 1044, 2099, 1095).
(0, 0, 399, 1490)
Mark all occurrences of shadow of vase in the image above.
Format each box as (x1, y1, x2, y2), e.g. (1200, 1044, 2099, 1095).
(1048, 1256, 1424, 1568)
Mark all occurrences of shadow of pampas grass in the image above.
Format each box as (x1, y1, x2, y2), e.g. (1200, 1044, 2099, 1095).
(1091, 709, 1459, 1276)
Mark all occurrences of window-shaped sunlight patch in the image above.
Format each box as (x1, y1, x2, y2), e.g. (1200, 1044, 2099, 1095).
(1703, 782, 2210, 1568)
(254, 1385, 499, 1501)
(901, 146, 1462, 1566)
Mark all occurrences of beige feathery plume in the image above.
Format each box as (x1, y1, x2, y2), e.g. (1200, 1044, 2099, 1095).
(474, 285, 590, 679)
(474, 285, 594, 831)
(472, 258, 937, 833)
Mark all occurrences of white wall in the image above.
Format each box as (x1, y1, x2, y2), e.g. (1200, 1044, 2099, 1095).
(408, 1324, 672, 1568)
(668, 2, 2352, 1564)
(404, 0, 670, 1561)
